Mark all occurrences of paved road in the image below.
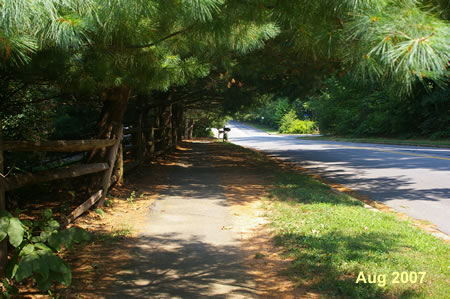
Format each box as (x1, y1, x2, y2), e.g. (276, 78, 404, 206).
(227, 121, 450, 235)
(107, 142, 256, 298)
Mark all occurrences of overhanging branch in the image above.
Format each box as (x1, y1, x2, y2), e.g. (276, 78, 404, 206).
(128, 24, 196, 49)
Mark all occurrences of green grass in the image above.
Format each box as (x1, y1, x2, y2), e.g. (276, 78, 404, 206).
(242, 122, 279, 134)
(94, 223, 133, 243)
(297, 136, 450, 148)
(266, 171, 450, 298)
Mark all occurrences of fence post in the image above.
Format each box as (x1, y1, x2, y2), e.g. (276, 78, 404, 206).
(184, 118, 189, 140)
(172, 105, 182, 146)
(166, 104, 173, 150)
(149, 125, 155, 156)
(98, 124, 123, 207)
(154, 110, 161, 152)
(188, 119, 194, 140)
(116, 142, 124, 185)
(0, 121, 7, 275)
(177, 108, 183, 142)
(135, 110, 144, 165)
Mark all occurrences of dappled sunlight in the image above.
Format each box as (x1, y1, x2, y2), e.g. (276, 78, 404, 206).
(104, 234, 257, 298)
(272, 230, 420, 298)
(211, 141, 318, 297)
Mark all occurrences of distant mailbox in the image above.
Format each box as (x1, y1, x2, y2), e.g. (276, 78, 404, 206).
(224, 127, 231, 132)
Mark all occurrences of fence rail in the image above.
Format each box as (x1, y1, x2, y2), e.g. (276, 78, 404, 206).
(1, 163, 109, 191)
(0, 125, 123, 223)
(3, 139, 117, 152)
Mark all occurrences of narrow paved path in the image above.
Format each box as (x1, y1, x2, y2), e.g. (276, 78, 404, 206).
(107, 142, 257, 298)
(228, 121, 450, 235)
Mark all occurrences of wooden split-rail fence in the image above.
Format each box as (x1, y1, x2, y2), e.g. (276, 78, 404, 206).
(0, 103, 188, 274)
(0, 125, 123, 223)
(0, 103, 185, 223)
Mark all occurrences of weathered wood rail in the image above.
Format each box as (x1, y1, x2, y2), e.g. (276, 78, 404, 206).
(0, 125, 123, 220)
(3, 139, 117, 152)
(1, 103, 185, 220)
(0, 101, 187, 273)
(1, 163, 109, 191)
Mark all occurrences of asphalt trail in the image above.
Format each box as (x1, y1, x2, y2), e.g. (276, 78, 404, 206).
(227, 121, 450, 235)
(107, 142, 256, 298)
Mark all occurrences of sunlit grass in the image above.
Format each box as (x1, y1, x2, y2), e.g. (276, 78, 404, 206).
(268, 171, 450, 298)
(240, 122, 279, 134)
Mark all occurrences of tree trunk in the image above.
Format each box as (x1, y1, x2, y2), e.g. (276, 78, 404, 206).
(98, 125, 123, 207)
(154, 110, 161, 152)
(173, 105, 183, 144)
(86, 86, 131, 163)
(116, 142, 124, 185)
(184, 118, 194, 140)
(149, 114, 156, 157)
(85, 86, 131, 190)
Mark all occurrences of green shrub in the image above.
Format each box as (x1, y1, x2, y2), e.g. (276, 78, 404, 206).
(279, 110, 317, 134)
(0, 209, 90, 296)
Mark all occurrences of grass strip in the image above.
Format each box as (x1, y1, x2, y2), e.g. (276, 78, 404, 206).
(240, 122, 279, 134)
(224, 142, 450, 298)
(297, 136, 450, 148)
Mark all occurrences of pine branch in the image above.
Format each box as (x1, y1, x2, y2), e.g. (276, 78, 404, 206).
(127, 25, 197, 49)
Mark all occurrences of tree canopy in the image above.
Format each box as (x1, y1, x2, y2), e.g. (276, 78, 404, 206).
(1, 0, 449, 138)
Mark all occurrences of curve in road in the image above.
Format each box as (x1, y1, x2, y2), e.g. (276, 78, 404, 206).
(227, 121, 450, 235)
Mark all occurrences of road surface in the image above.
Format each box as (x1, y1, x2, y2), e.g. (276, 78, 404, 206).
(227, 121, 450, 235)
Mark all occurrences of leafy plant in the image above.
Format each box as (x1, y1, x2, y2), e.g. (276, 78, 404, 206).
(127, 191, 136, 203)
(279, 110, 317, 134)
(254, 252, 265, 259)
(95, 208, 105, 218)
(0, 209, 90, 294)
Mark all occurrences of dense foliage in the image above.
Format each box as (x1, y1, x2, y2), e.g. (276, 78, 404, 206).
(309, 76, 450, 138)
(236, 96, 318, 134)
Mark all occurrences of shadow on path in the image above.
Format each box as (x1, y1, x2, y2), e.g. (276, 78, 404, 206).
(105, 142, 257, 298)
